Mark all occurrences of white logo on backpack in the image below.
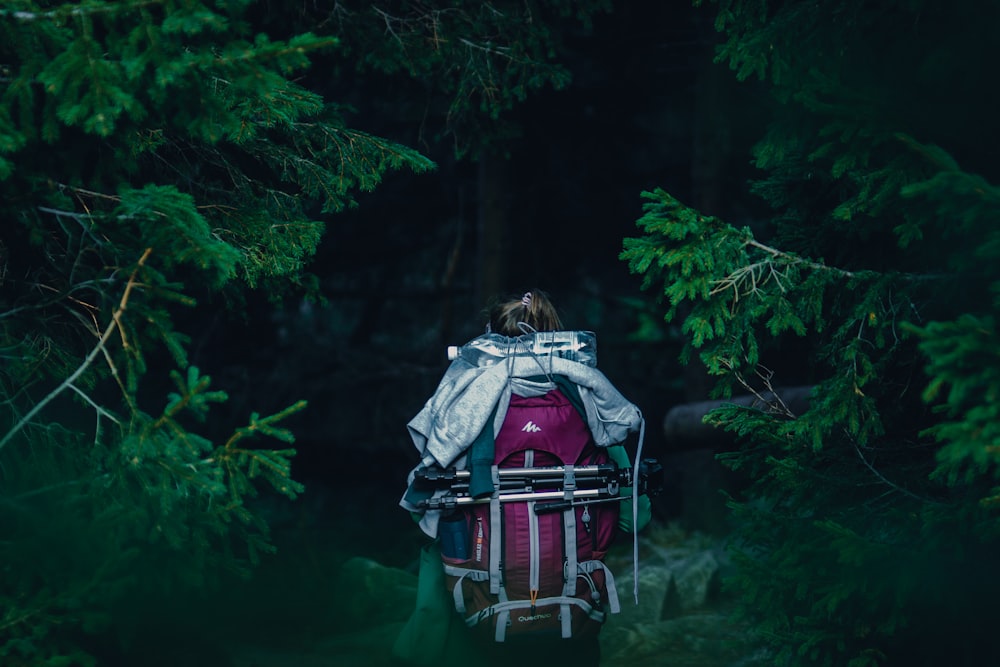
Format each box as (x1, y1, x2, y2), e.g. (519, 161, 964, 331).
(521, 421, 542, 433)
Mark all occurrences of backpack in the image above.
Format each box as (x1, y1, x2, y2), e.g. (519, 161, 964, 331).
(435, 386, 622, 643)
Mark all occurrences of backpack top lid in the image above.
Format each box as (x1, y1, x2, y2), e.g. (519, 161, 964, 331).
(447, 330, 597, 368)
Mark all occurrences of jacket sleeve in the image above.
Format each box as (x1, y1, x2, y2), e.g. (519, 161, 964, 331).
(607, 444, 652, 533)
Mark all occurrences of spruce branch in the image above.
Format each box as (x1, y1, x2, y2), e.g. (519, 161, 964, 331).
(745, 238, 858, 277)
(149, 366, 227, 431)
(710, 259, 792, 300)
(0, 278, 114, 321)
(5, 478, 92, 503)
(372, 5, 465, 51)
(213, 402, 308, 501)
(723, 360, 799, 420)
(36, 206, 107, 246)
(710, 239, 859, 303)
(850, 435, 932, 504)
(223, 400, 308, 450)
(0, 248, 151, 453)
(66, 382, 121, 427)
(459, 37, 515, 60)
(372, 6, 408, 46)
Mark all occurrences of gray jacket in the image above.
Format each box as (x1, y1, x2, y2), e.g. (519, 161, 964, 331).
(407, 354, 643, 469)
(402, 345, 644, 537)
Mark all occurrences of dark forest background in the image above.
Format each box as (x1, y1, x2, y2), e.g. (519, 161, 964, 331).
(187, 1, 765, 516)
(4, 1, 1000, 665)
(179, 5, 759, 622)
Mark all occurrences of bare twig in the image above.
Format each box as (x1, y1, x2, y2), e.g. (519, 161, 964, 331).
(746, 238, 859, 278)
(459, 37, 512, 59)
(66, 383, 121, 425)
(729, 362, 798, 419)
(0, 248, 152, 453)
(851, 437, 931, 503)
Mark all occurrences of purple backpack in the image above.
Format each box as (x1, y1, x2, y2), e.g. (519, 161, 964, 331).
(439, 388, 622, 642)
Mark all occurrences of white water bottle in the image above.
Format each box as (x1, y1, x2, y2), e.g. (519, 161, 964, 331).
(447, 331, 597, 367)
(446, 335, 509, 366)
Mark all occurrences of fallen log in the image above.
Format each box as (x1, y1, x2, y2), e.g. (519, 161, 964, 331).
(662, 385, 813, 448)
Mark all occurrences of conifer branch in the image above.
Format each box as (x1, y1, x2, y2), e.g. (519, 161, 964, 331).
(61, 184, 120, 202)
(723, 359, 798, 419)
(0, 248, 151, 453)
(459, 38, 515, 60)
(0, 278, 113, 321)
(710, 260, 791, 299)
(373, 6, 407, 45)
(850, 436, 933, 504)
(222, 400, 308, 450)
(62, 295, 133, 407)
(745, 238, 858, 278)
(5, 478, 91, 502)
(67, 383, 121, 426)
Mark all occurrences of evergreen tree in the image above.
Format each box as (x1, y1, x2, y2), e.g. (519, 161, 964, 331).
(622, 1, 1000, 665)
(273, 0, 612, 157)
(261, 0, 615, 309)
(0, 0, 432, 662)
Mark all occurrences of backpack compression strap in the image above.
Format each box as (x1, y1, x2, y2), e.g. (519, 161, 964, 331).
(442, 560, 621, 640)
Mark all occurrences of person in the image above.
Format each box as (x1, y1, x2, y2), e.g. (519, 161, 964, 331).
(393, 290, 652, 667)
(487, 287, 564, 335)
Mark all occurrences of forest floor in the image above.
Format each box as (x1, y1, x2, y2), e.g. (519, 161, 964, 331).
(114, 482, 765, 667)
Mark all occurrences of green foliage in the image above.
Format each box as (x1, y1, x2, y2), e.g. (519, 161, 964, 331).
(0, 0, 435, 662)
(912, 315, 1000, 506)
(301, 0, 612, 156)
(626, 0, 1000, 664)
(1, 0, 435, 288)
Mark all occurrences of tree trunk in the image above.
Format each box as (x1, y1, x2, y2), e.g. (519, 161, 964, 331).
(476, 154, 510, 306)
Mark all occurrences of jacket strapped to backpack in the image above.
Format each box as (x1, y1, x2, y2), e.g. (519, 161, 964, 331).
(400, 331, 650, 643)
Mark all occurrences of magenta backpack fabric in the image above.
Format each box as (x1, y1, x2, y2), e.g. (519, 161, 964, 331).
(441, 388, 620, 642)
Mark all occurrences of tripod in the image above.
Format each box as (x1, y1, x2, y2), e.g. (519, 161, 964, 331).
(412, 458, 662, 513)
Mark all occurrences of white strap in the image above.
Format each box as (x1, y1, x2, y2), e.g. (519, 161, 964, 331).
(632, 413, 645, 604)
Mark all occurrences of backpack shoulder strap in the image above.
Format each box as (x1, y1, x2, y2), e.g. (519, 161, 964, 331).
(467, 402, 500, 498)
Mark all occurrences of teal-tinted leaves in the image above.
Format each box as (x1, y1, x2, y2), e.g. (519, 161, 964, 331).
(0, 107, 25, 179)
(113, 184, 241, 284)
(643, 3, 1000, 666)
(221, 400, 307, 507)
(622, 188, 849, 376)
(911, 315, 1000, 500)
(161, 1, 230, 35)
(767, 293, 807, 337)
(900, 164, 1000, 277)
(120, 386, 308, 555)
(224, 400, 306, 449)
(37, 35, 143, 136)
(623, 189, 745, 322)
(0, 1, 432, 662)
(246, 122, 436, 215)
(227, 79, 324, 142)
(163, 366, 228, 424)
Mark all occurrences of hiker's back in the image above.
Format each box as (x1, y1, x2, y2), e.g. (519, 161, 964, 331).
(395, 291, 654, 667)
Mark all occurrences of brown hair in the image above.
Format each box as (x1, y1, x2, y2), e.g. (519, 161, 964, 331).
(486, 289, 563, 336)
